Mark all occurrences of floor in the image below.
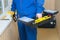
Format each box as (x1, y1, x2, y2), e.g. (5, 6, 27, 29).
(37, 28, 59, 40)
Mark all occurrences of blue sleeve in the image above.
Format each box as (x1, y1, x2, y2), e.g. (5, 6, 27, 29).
(11, 0, 16, 12)
(36, 0, 45, 13)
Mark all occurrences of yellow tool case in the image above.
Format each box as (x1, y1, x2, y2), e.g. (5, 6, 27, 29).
(38, 10, 58, 28)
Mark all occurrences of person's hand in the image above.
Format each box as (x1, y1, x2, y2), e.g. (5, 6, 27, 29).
(36, 13, 42, 18)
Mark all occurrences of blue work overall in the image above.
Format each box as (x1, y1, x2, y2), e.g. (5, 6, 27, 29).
(11, 0, 45, 40)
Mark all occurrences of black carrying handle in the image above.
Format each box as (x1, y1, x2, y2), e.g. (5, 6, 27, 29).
(13, 12, 17, 22)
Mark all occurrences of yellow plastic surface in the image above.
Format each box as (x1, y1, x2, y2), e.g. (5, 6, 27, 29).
(7, 11, 14, 16)
(35, 16, 51, 24)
